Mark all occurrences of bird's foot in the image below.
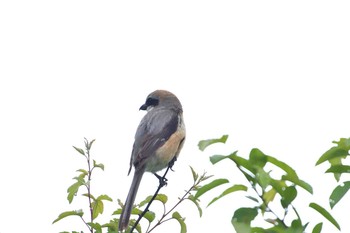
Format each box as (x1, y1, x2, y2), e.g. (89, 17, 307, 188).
(154, 173, 168, 187)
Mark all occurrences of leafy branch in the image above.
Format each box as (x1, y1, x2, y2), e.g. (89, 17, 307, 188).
(113, 167, 211, 233)
(196, 135, 341, 233)
(53, 138, 112, 233)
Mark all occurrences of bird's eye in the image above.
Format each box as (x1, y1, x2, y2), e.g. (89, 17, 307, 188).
(146, 97, 159, 106)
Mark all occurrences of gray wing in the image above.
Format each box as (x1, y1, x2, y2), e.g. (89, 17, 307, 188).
(129, 108, 179, 172)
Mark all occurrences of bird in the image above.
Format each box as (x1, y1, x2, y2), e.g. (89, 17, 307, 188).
(118, 90, 186, 231)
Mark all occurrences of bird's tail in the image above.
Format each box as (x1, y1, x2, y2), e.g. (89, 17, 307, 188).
(119, 168, 145, 231)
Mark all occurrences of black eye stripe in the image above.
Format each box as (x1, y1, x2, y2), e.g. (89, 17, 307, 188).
(146, 97, 159, 106)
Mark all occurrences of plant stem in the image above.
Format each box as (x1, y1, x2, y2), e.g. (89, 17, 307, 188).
(85, 138, 94, 233)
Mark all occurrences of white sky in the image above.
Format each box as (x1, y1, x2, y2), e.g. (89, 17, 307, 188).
(1, 1, 350, 233)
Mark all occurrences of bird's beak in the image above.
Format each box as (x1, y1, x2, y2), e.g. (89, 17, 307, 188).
(139, 104, 148, 111)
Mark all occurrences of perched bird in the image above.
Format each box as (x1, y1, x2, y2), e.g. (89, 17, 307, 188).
(118, 90, 186, 231)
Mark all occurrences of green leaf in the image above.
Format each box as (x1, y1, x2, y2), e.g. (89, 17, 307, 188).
(246, 195, 259, 203)
(73, 146, 85, 156)
(263, 188, 277, 205)
(335, 138, 350, 150)
(52, 209, 83, 224)
(172, 211, 187, 233)
(316, 147, 349, 165)
(210, 154, 229, 164)
(232, 207, 258, 233)
(189, 166, 198, 182)
(281, 186, 297, 208)
(76, 169, 88, 176)
(312, 223, 323, 233)
(187, 195, 203, 217)
(255, 168, 271, 190)
(289, 218, 303, 233)
(270, 179, 287, 195)
(207, 184, 247, 207)
(249, 148, 267, 168)
(67, 178, 85, 203)
(198, 135, 228, 151)
(326, 165, 350, 173)
(88, 222, 102, 233)
(329, 181, 350, 209)
(97, 194, 113, 202)
(282, 174, 313, 194)
(139, 194, 168, 207)
(194, 178, 229, 199)
(82, 193, 96, 201)
(93, 160, 105, 171)
(92, 199, 104, 220)
(267, 155, 297, 177)
(87, 138, 96, 150)
(329, 157, 343, 181)
(231, 154, 255, 173)
(309, 202, 340, 230)
(210, 151, 239, 164)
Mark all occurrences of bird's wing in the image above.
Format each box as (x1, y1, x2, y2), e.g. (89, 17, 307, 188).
(131, 108, 179, 171)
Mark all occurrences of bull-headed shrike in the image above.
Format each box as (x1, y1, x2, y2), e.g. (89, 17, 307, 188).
(118, 90, 186, 231)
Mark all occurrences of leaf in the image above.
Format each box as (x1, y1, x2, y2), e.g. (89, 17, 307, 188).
(187, 195, 203, 217)
(246, 195, 259, 203)
(329, 181, 350, 209)
(232, 207, 258, 233)
(97, 194, 113, 202)
(87, 138, 96, 150)
(67, 178, 85, 203)
(263, 188, 277, 205)
(82, 193, 96, 201)
(267, 155, 297, 177)
(73, 146, 85, 156)
(127, 221, 142, 233)
(92, 199, 104, 220)
(88, 222, 102, 233)
(76, 169, 88, 176)
(139, 194, 168, 207)
(326, 165, 350, 173)
(210, 154, 229, 164)
(207, 184, 247, 207)
(172, 211, 187, 233)
(329, 157, 343, 182)
(249, 148, 267, 168)
(194, 178, 229, 199)
(290, 218, 303, 232)
(231, 154, 255, 174)
(255, 168, 271, 190)
(198, 135, 228, 151)
(335, 138, 350, 149)
(282, 174, 313, 194)
(93, 160, 105, 171)
(316, 147, 349, 165)
(189, 166, 198, 182)
(270, 179, 287, 195)
(309, 202, 340, 230)
(280, 186, 297, 208)
(312, 223, 323, 233)
(52, 209, 83, 224)
(210, 151, 239, 165)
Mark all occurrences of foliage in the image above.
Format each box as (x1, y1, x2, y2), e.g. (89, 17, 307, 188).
(53, 136, 350, 233)
(195, 135, 347, 233)
(53, 139, 209, 233)
(315, 138, 350, 209)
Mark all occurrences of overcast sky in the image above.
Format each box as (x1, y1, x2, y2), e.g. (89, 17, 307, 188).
(1, 1, 350, 233)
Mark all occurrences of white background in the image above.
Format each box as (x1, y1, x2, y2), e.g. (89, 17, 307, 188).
(1, 1, 350, 233)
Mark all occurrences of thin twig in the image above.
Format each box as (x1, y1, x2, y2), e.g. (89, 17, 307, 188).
(85, 138, 94, 233)
(129, 163, 172, 233)
(147, 183, 195, 233)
